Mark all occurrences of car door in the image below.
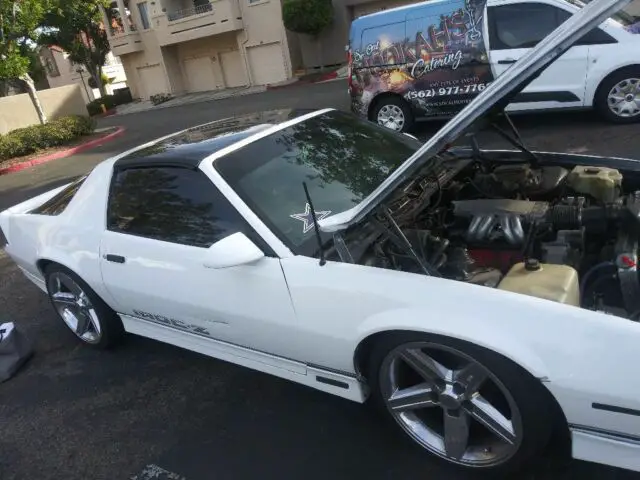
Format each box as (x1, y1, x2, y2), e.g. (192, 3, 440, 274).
(486, 0, 589, 111)
(99, 164, 298, 355)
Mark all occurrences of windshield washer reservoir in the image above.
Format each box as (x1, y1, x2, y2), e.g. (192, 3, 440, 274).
(498, 261, 580, 306)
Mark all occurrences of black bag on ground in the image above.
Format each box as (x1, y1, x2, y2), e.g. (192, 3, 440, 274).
(0, 322, 33, 383)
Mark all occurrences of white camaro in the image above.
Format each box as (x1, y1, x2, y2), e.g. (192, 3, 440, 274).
(2, 0, 639, 474)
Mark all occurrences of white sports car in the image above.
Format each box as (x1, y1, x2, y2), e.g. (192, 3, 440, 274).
(2, 0, 639, 475)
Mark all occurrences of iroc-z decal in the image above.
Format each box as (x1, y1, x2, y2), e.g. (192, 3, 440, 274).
(133, 310, 212, 338)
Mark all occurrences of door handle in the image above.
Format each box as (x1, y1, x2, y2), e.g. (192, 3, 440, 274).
(498, 59, 517, 64)
(105, 254, 126, 264)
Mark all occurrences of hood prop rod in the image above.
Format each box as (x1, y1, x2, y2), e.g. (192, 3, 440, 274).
(490, 111, 540, 166)
(378, 207, 440, 277)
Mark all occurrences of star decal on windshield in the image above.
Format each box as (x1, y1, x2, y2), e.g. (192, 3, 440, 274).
(290, 203, 332, 234)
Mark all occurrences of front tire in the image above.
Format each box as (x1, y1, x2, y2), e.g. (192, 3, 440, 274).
(371, 96, 415, 133)
(367, 333, 556, 476)
(44, 264, 124, 349)
(594, 69, 640, 123)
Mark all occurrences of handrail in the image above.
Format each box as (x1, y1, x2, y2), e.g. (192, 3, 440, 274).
(167, 2, 213, 21)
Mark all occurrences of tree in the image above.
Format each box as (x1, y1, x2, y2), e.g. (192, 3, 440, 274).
(40, 0, 111, 97)
(282, 0, 333, 71)
(0, 0, 50, 124)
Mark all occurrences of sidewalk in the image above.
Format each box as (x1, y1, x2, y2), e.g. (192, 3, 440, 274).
(113, 85, 266, 116)
(112, 66, 348, 117)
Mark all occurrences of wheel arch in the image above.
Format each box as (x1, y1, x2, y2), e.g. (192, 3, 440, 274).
(354, 328, 571, 461)
(367, 91, 410, 121)
(592, 63, 640, 105)
(35, 255, 117, 312)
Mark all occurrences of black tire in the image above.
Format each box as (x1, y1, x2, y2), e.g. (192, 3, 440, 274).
(367, 332, 558, 477)
(44, 264, 125, 349)
(594, 68, 640, 124)
(371, 96, 415, 133)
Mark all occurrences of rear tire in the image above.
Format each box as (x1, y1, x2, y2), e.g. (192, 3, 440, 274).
(594, 69, 640, 124)
(367, 332, 557, 477)
(371, 96, 415, 133)
(44, 264, 124, 349)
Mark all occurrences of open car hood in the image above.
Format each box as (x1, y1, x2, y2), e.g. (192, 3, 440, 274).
(319, 0, 633, 233)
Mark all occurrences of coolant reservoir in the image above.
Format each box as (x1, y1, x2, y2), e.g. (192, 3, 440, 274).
(498, 259, 580, 306)
(567, 166, 622, 203)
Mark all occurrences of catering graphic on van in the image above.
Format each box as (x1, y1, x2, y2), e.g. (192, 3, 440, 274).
(348, 0, 494, 126)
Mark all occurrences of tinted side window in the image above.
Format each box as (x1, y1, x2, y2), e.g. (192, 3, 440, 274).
(489, 4, 565, 49)
(30, 177, 86, 216)
(553, 8, 618, 45)
(107, 167, 245, 248)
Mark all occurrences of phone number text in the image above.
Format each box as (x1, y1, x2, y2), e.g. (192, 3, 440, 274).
(404, 82, 492, 100)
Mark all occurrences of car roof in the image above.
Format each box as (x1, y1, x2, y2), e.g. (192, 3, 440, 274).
(113, 108, 317, 170)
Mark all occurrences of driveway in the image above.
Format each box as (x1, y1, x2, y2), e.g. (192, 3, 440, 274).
(1, 81, 640, 480)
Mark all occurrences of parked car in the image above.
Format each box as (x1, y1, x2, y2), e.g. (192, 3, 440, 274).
(2, 0, 640, 475)
(348, 0, 640, 132)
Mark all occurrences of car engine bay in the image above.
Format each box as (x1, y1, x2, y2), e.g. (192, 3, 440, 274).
(347, 154, 640, 320)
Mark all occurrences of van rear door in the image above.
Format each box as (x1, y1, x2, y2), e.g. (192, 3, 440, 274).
(486, 0, 588, 111)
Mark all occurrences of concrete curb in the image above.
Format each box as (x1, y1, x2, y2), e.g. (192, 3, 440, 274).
(0, 126, 126, 176)
(266, 67, 347, 90)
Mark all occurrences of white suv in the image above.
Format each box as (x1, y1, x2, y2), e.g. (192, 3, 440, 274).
(489, 0, 640, 123)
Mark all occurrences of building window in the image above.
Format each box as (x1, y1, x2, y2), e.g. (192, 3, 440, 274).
(41, 55, 60, 77)
(137, 2, 150, 29)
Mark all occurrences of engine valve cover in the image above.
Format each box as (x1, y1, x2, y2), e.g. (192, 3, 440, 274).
(452, 199, 549, 219)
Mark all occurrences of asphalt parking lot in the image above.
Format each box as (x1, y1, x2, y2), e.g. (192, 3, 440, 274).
(1, 81, 640, 480)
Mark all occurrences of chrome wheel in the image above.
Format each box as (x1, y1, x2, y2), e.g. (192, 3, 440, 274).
(607, 78, 640, 118)
(48, 272, 102, 344)
(379, 341, 523, 467)
(377, 104, 405, 131)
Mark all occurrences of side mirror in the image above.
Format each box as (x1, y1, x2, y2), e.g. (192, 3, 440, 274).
(203, 232, 265, 269)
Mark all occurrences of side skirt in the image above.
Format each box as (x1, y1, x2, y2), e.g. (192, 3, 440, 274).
(120, 314, 369, 403)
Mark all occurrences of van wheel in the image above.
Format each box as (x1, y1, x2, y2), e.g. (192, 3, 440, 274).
(372, 96, 414, 133)
(594, 69, 640, 123)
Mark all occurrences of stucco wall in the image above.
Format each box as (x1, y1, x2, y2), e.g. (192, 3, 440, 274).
(296, 0, 424, 70)
(0, 84, 89, 135)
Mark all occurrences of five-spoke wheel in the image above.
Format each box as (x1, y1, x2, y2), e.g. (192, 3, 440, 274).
(369, 334, 556, 474)
(44, 264, 124, 349)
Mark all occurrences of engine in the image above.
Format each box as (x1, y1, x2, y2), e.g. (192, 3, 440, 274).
(356, 160, 640, 320)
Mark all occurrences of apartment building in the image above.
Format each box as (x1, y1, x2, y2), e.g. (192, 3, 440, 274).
(102, 0, 301, 100)
(39, 46, 128, 103)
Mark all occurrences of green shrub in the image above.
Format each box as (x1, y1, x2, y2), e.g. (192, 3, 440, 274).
(0, 115, 96, 161)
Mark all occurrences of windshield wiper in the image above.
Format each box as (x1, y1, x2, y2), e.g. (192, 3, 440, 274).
(302, 181, 327, 266)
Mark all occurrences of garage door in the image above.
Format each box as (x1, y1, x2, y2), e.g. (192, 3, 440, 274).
(247, 43, 287, 86)
(352, 0, 419, 19)
(137, 65, 166, 99)
(220, 51, 248, 88)
(183, 56, 217, 93)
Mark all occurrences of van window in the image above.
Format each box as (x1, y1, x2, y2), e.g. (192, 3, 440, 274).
(488, 3, 567, 49)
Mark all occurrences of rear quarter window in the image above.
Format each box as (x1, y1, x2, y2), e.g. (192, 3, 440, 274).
(29, 177, 86, 216)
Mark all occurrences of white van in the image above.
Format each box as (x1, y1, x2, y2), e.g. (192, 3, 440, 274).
(348, 0, 640, 132)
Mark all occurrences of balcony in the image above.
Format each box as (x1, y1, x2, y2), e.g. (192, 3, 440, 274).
(108, 25, 144, 56)
(154, 0, 243, 47)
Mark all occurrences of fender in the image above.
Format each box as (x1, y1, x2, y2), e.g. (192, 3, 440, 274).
(353, 307, 550, 379)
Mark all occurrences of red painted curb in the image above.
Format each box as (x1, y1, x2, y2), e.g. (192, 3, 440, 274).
(0, 126, 126, 176)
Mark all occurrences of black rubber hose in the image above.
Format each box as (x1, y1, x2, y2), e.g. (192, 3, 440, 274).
(579, 261, 616, 299)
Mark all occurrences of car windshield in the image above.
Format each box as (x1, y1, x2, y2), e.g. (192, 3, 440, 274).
(564, 0, 640, 28)
(214, 110, 420, 254)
